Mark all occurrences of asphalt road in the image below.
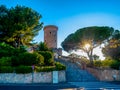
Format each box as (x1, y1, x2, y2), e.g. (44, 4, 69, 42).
(0, 82, 120, 90)
(0, 83, 77, 90)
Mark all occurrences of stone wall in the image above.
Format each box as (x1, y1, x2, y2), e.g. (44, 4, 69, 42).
(0, 71, 66, 83)
(86, 67, 120, 81)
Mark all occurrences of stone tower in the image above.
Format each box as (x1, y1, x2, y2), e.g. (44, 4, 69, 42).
(44, 25, 58, 49)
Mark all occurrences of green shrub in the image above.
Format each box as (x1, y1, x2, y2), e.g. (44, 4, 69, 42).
(110, 60, 120, 70)
(94, 60, 102, 67)
(35, 66, 55, 72)
(55, 62, 66, 70)
(0, 66, 14, 73)
(35, 62, 66, 72)
(0, 42, 14, 50)
(0, 57, 12, 66)
(0, 43, 15, 58)
(93, 59, 120, 70)
(34, 53, 44, 66)
(12, 47, 26, 56)
(17, 52, 44, 66)
(0, 50, 9, 58)
(15, 65, 32, 74)
(38, 42, 50, 51)
(38, 51, 54, 66)
(11, 56, 20, 66)
(11, 52, 44, 66)
(18, 52, 37, 66)
(101, 59, 114, 67)
(0, 43, 27, 58)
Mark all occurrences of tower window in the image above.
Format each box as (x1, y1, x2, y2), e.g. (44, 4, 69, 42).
(50, 32, 51, 34)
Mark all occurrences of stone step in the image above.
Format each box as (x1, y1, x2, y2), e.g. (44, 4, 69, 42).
(55, 59, 98, 82)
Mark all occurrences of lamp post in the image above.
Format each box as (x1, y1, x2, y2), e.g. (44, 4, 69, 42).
(32, 65, 35, 83)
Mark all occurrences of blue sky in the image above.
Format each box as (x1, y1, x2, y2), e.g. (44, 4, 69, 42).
(0, 0, 120, 49)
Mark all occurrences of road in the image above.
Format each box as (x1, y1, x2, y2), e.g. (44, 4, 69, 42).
(0, 83, 77, 90)
(0, 82, 120, 90)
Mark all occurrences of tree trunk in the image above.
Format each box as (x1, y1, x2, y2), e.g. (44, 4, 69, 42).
(87, 49, 94, 66)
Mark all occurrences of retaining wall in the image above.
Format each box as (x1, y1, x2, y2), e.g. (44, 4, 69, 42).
(0, 70, 66, 83)
(86, 67, 120, 81)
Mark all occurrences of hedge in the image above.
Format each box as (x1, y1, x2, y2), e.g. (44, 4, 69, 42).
(0, 57, 12, 66)
(35, 62, 66, 72)
(11, 52, 44, 66)
(38, 51, 54, 66)
(15, 66, 32, 74)
(0, 66, 14, 73)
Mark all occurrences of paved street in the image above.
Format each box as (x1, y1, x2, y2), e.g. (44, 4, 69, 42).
(0, 83, 77, 90)
(0, 82, 120, 90)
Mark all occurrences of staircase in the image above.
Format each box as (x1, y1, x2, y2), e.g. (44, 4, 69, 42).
(56, 59, 98, 82)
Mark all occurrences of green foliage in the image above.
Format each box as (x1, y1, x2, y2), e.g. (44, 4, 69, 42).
(94, 59, 114, 68)
(101, 59, 114, 67)
(12, 52, 44, 66)
(0, 42, 15, 58)
(15, 65, 32, 74)
(94, 59, 120, 70)
(61, 26, 114, 65)
(35, 62, 66, 72)
(11, 56, 20, 67)
(61, 26, 114, 52)
(0, 66, 14, 73)
(55, 62, 66, 70)
(38, 42, 50, 51)
(0, 5, 43, 47)
(0, 57, 12, 66)
(110, 60, 120, 70)
(0, 42, 14, 50)
(38, 51, 54, 66)
(0, 42, 26, 59)
(102, 30, 120, 60)
(34, 53, 44, 66)
(35, 66, 55, 72)
(18, 52, 37, 66)
(94, 60, 102, 67)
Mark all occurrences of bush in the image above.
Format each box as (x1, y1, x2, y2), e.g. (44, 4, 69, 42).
(55, 62, 66, 70)
(0, 50, 9, 58)
(0, 43, 15, 58)
(94, 60, 102, 67)
(0, 43, 27, 58)
(0, 57, 12, 66)
(93, 59, 120, 70)
(110, 60, 120, 70)
(101, 59, 114, 67)
(12, 47, 27, 56)
(0, 66, 14, 73)
(11, 56, 20, 66)
(35, 66, 55, 72)
(14, 52, 44, 66)
(38, 51, 54, 66)
(35, 62, 66, 72)
(15, 65, 32, 74)
(34, 53, 44, 66)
